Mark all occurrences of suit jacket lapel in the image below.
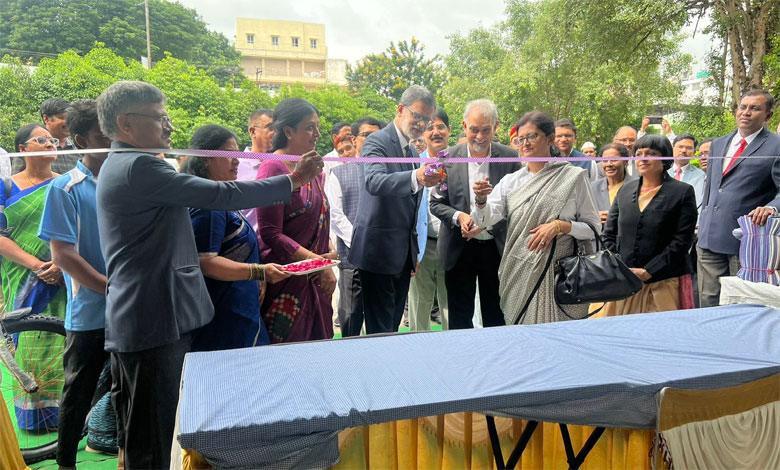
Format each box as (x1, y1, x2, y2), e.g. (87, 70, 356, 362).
(728, 127, 768, 175)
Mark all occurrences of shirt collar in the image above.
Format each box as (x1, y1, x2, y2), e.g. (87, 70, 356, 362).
(394, 123, 410, 150)
(76, 159, 94, 179)
(735, 128, 762, 146)
(466, 143, 492, 163)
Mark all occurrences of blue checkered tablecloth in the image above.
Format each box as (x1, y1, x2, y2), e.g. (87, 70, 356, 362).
(177, 304, 780, 468)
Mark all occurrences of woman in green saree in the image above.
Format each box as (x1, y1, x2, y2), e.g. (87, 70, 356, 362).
(0, 123, 66, 431)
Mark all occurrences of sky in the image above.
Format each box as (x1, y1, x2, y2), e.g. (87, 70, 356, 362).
(177, 0, 711, 74)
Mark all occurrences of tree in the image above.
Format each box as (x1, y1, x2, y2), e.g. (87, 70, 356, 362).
(443, 0, 692, 146)
(685, 1, 779, 110)
(346, 37, 446, 102)
(0, 0, 240, 76)
(0, 47, 396, 155)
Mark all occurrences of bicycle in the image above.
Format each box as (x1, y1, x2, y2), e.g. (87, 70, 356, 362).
(0, 307, 67, 464)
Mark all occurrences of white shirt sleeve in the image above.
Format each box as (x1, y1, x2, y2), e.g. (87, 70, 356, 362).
(325, 172, 353, 248)
(410, 169, 422, 193)
(471, 175, 511, 228)
(565, 174, 601, 240)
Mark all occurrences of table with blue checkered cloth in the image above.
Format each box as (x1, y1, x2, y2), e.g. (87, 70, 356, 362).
(176, 304, 780, 469)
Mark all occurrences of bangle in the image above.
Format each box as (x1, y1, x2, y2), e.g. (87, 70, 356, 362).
(554, 220, 562, 233)
(291, 171, 305, 187)
(475, 197, 487, 206)
(249, 263, 265, 281)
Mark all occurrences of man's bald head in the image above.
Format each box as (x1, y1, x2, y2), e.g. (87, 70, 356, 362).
(613, 126, 638, 155)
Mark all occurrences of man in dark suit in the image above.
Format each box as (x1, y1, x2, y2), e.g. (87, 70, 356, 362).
(429, 99, 522, 329)
(555, 118, 594, 179)
(698, 89, 780, 307)
(95, 81, 322, 469)
(349, 85, 441, 334)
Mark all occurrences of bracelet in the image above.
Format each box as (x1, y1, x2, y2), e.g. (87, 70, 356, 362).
(248, 263, 265, 281)
(474, 198, 487, 206)
(554, 220, 562, 233)
(291, 171, 305, 187)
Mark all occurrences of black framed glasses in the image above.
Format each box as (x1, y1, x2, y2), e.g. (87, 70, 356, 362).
(25, 136, 59, 147)
(124, 112, 173, 126)
(514, 133, 541, 144)
(406, 108, 433, 125)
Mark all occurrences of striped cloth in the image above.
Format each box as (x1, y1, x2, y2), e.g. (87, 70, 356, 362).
(734, 215, 780, 285)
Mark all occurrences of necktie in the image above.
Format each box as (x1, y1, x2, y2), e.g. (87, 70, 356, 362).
(723, 138, 747, 175)
(674, 166, 682, 181)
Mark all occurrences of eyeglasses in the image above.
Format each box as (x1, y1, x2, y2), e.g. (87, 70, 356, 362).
(616, 137, 636, 144)
(406, 108, 433, 125)
(125, 113, 173, 126)
(514, 133, 541, 144)
(357, 131, 374, 138)
(25, 136, 59, 147)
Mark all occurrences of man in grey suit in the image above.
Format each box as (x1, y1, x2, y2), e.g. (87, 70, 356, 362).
(348, 85, 441, 334)
(429, 99, 522, 329)
(95, 81, 322, 469)
(698, 89, 780, 307)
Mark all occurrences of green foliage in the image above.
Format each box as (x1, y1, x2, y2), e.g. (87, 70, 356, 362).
(0, 47, 394, 154)
(0, 0, 241, 83)
(674, 99, 736, 142)
(346, 37, 446, 102)
(443, 0, 692, 146)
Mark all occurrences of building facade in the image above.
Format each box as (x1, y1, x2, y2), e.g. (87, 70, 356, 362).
(236, 18, 345, 90)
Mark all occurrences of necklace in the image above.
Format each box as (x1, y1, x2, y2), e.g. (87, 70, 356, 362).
(24, 171, 51, 187)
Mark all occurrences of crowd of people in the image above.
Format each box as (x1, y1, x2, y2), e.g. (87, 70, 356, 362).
(0, 81, 779, 469)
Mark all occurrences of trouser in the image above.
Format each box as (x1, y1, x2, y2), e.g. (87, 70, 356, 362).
(111, 333, 192, 470)
(337, 267, 364, 337)
(359, 256, 413, 334)
(57, 328, 111, 467)
(408, 238, 449, 331)
(697, 246, 739, 308)
(445, 239, 504, 329)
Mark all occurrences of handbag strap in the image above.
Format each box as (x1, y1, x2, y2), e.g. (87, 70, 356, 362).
(513, 236, 558, 325)
(571, 222, 603, 254)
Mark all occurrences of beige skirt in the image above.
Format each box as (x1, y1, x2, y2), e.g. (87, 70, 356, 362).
(602, 277, 681, 316)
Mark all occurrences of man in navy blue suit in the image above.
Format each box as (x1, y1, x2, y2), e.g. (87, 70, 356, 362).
(698, 89, 780, 307)
(349, 85, 441, 333)
(555, 118, 594, 179)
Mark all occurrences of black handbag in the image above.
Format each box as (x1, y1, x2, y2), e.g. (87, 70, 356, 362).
(554, 223, 643, 305)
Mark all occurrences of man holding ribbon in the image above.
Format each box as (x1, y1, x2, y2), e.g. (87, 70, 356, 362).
(348, 85, 441, 334)
(95, 81, 323, 469)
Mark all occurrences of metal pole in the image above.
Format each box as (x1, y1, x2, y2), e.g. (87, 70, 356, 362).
(144, 0, 152, 68)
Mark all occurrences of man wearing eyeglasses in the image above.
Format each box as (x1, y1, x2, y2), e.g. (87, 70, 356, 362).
(349, 85, 441, 334)
(352, 117, 383, 157)
(613, 126, 638, 176)
(95, 81, 323, 469)
(429, 99, 522, 330)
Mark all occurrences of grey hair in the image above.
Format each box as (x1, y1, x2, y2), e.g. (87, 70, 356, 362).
(97, 81, 166, 140)
(463, 99, 499, 125)
(179, 156, 210, 178)
(399, 85, 436, 108)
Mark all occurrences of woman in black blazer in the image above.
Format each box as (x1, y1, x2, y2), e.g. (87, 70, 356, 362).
(602, 134, 698, 315)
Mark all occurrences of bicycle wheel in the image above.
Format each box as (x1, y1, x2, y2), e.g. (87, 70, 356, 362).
(1, 315, 65, 464)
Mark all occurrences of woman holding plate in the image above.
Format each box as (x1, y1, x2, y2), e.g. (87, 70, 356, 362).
(180, 124, 290, 351)
(255, 98, 337, 343)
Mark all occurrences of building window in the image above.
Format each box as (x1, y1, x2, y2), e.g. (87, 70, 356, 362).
(246, 34, 254, 45)
(271, 36, 279, 46)
(310, 39, 317, 49)
(292, 37, 299, 47)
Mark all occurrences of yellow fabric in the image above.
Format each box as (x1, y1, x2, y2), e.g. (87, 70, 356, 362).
(603, 277, 680, 316)
(0, 389, 30, 470)
(333, 414, 657, 470)
(607, 181, 624, 205)
(637, 185, 661, 212)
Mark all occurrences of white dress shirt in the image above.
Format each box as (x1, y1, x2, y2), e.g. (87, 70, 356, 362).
(323, 148, 342, 180)
(472, 166, 600, 240)
(452, 145, 494, 240)
(668, 163, 706, 209)
(723, 128, 762, 170)
(325, 165, 354, 248)
(395, 125, 423, 193)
